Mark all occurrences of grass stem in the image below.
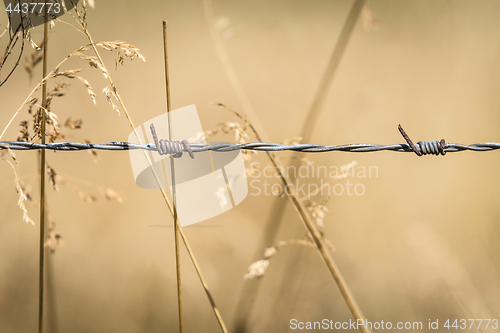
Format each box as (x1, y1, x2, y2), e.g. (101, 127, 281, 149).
(229, 1, 368, 331)
(38, 8, 49, 333)
(223, 105, 371, 333)
(163, 20, 183, 333)
(71, 11, 227, 332)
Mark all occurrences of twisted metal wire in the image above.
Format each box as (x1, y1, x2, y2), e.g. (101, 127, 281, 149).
(1, 141, 500, 154)
(150, 123, 194, 158)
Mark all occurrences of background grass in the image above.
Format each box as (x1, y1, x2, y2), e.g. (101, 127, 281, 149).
(1, 0, 500, 332)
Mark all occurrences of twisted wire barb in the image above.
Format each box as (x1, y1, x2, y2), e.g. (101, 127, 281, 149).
(1, 141, 500, 154)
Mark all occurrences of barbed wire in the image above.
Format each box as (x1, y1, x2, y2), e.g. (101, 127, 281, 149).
(1, 140, 500, 155)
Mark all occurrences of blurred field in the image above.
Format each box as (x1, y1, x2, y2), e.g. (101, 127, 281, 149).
(1, 0, 500, 332)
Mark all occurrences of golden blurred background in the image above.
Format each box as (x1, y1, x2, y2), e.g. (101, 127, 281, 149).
(1, 0, 500, 332)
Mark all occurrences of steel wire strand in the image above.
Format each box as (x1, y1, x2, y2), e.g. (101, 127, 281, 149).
(1, 141, 500, 154)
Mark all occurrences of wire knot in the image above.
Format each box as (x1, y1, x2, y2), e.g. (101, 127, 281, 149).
(417, 140, 446, 156)
(149, 124, 194, 159)
(398, 124, 446, 156)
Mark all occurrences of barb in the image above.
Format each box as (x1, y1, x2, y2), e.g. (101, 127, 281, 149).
(1, 141, 500, 154)
(150, 123, 194, 158)
(398, 124, 422, 156)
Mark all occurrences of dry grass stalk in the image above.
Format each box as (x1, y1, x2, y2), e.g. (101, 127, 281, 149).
(219, 1, 369, 330)
(305, 196, 329, 229)
(3, 159, 35, 226)
(0, 12, 27, 87)
(55, 4, 228, 332)
(102, 85, 120, 114)
(2, 3, 170, 332)
(4, 5, 134, 329)
(212, 122, 339, 278)
(215, 103, 371, 333)
(96, 41, 146, 65)
(162, 21, 184, 333)
(38, 11, 49, 332)
(1, 35, 147, 140)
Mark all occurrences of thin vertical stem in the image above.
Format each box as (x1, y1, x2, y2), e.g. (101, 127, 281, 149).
(46, 249, 59, 333)
(80, 27, 227, 333)
(226, 106, 371, 333)
(163, 21, 172, 113)
(39, 8, 49, 333)
(230, 1, 367, 331)
(163, 20, 183, 333)
(76, 15, 227, 332)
